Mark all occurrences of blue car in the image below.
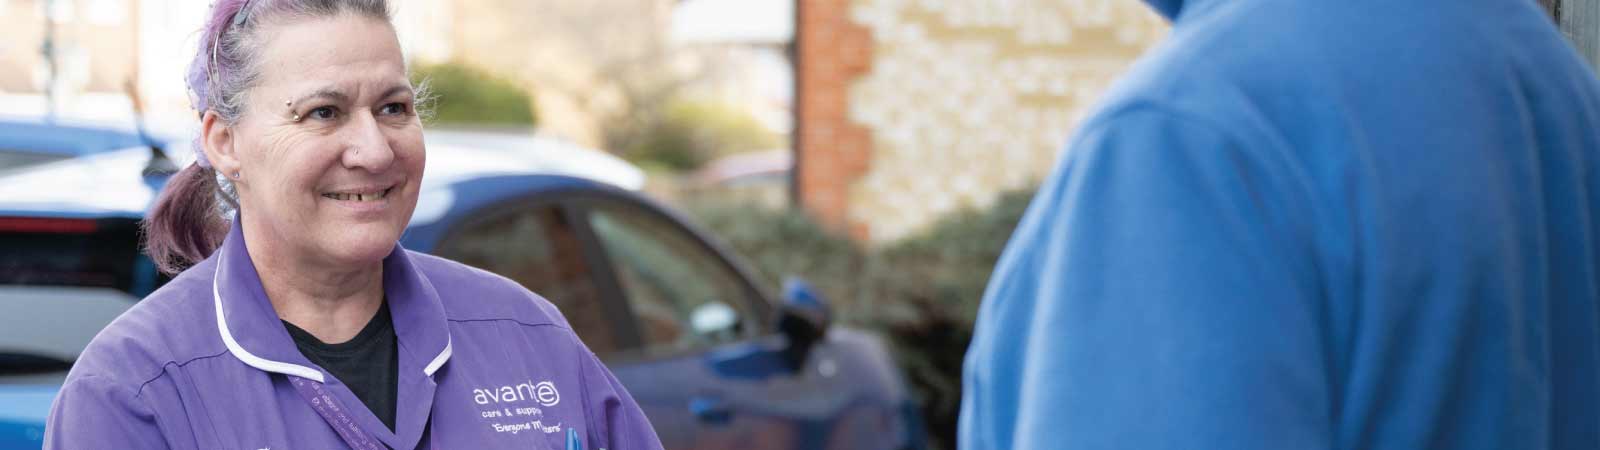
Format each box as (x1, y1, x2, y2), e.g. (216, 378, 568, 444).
(0, 118, 924, 450)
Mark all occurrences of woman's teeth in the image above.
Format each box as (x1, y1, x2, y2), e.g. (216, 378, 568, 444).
(323, 188, 390, 202)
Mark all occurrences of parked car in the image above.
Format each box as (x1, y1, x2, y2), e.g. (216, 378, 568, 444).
(0, 120, 925, 450)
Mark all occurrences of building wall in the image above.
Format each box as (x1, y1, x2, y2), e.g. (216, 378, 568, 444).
(0, 0, 138, 95)
(394, 0, 455, 63)
(797, 0, 1168, 243)
(795, 0, 875, 239)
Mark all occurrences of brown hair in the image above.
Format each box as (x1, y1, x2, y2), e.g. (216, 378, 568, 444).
(143, 164, 232, 274)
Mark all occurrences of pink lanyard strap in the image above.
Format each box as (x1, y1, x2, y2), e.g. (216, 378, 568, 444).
(290, 376, 389, 450)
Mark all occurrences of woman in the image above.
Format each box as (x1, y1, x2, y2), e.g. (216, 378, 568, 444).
(44, 1, 664, 449)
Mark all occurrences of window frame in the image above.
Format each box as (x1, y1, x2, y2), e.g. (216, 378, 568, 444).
(430, 191, 641, 355)
(431, 187, 780, 363)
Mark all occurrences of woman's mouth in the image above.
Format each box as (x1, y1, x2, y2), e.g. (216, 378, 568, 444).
(321, 186, 394, 202)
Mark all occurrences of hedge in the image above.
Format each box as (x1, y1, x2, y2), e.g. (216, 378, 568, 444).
(686, 187, 1035, 450)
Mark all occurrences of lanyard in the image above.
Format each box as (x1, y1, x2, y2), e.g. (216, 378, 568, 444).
(290, 376, 388, 450)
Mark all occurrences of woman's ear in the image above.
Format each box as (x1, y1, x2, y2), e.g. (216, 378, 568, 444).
(201, 111, 242, 181)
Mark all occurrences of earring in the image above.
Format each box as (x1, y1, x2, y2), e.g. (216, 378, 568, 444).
(232, 171, 241, 180)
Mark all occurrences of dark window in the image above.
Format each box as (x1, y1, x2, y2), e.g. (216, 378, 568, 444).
(585, 202, 752, 354)
(433, 204, 620, 354)
(0, 217, 149, 293)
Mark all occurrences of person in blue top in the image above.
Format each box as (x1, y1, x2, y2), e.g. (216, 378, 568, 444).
(959, 0, 1600, 449)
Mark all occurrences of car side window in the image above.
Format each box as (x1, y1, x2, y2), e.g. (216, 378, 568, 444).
(432, 204, 621, 355)
(584, 201, 752, 354)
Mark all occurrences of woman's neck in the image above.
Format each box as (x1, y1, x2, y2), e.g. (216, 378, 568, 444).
(244, 225, 386, 345)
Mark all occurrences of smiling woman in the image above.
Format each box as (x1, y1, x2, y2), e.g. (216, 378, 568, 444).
(43, 1, 664, 449)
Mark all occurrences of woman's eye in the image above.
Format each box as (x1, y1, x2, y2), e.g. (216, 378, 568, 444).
(380, 102, 409, 116)
(309, 106, 338, 120)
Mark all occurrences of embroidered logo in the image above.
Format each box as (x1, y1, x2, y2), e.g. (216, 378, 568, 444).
(470, 379, 564, 435)
(473, 379, 559, 406)
(535, 381, 560, 407)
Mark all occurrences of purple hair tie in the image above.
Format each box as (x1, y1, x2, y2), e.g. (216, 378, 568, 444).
(195, 144, 212, 168)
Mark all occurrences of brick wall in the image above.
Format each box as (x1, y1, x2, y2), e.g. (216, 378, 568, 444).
(795, 0, 876, 240)
(795, 0, 1167, 243)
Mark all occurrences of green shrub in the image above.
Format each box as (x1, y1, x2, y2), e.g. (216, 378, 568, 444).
(866, 189, 1034, 450)
(684, 188, 1036, 450)
(870, 189, 1035, 325)
(412, 62, 537, 126)
(684, 200, 868, 318)
(616, 99, 780, 171)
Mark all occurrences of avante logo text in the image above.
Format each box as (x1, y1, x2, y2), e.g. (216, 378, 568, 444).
(473, 380, 561, 407)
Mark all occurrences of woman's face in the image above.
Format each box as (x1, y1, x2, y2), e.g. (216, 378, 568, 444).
(208, 13, 424, 267)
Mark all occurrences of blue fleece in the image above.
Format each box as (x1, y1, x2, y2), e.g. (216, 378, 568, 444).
(959, 0, 1600, 449)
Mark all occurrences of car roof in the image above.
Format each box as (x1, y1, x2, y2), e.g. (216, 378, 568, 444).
(0, 116, 175, 157)
(419, 130, 644, 193)
(0, 124, 645, 223)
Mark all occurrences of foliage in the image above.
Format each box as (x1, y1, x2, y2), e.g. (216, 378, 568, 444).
(412, 61, 537, 127)
(611, 99, 780, 171)
(864, 189, 1033, 450)
(684, 200, 868, 316)
(685, 187, 1037, 450)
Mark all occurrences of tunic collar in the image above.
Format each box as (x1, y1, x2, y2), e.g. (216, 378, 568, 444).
(211, 218, 450, 449)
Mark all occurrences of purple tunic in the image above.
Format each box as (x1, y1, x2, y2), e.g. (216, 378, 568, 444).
(45, 220, 664, 450)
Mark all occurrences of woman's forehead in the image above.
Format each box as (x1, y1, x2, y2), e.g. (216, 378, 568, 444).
(253, 14, 407, 95)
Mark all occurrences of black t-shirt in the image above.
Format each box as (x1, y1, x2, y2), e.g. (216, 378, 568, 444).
(282, 300, 398, 431)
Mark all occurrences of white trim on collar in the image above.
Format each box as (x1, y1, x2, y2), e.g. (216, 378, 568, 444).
(423, 335, 451, 377)
(213, 249, 326, 383)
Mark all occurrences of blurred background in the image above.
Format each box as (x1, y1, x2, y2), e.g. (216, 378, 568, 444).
(0, 0, 1595, 449)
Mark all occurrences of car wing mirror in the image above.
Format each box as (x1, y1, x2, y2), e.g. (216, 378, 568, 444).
(776, 277, 831, 371)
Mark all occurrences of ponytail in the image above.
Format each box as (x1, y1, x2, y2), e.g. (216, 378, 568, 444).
(143, 163, 230, 275)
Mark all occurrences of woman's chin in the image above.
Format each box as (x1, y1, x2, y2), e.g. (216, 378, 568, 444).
(318, 226, 402, 265)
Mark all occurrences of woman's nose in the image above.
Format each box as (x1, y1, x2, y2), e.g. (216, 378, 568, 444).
(342, 113, 395, 172)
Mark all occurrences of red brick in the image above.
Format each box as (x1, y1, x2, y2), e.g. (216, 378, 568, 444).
(796, 0, 875, 240)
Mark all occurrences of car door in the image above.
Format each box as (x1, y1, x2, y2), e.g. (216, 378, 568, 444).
(432, 193, 896, 450)
(572, 196, 846, 450)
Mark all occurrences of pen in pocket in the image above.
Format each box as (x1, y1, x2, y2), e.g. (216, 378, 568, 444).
(566, 427, 582, 450)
